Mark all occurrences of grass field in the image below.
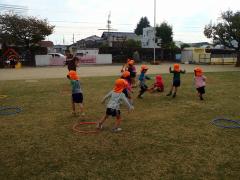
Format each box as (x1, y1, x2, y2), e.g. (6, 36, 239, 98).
(0, 71, 240, 179)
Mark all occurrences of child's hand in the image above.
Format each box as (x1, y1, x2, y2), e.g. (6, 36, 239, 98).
(128, 106, 134, 113)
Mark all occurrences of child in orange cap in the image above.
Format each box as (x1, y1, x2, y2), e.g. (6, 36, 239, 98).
(166, 64, 186, 98)
(127, 60, 137, 87)
(121, 71, 134, 105)
(68, 70, 84, 116)
(97, 79, 134, 132)
(137, 65, 151, 99)
(194, 67, 207, 100)
(149, 74, 164, 93)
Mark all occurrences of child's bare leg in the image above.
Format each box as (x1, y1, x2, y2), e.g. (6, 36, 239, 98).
(173, 87, 177, 98)
(72, 101, 76, 115)
(79, 103, 84, 115)
(113, 115, 121, 129)
(167, 85, 173, 96)
(97, 114, 108, 129)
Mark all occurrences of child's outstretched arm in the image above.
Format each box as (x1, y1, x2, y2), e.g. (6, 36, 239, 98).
(180, 69, 186, 74)
(121, 94, 134, 111)
(169, 67, 174, 73)
(101, 91, 112, 104)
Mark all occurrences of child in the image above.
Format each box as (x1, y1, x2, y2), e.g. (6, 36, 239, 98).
(121, 59, 131, 73)
(149, 75, 164, 93)
(137, 65, 151, 99)
(194, 67, 207, 100)
(121, 71, 133, 104)
(68, 70, 84, 116)
(166, 64, 186, 98)
(127, 60, 137, 87)
(96, 79, 134, 132)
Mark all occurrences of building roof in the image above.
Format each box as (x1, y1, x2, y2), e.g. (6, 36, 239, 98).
(38, 41, 54, 48)
(101, 32, 138, 39)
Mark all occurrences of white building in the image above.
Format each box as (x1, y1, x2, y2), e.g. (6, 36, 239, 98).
(141, 27, 160, 48)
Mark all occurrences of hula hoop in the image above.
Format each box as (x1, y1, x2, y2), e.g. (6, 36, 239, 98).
(72, 122, 100, 134)
(0, 106, 22, 115)
(0, 95, 8, 99)
(212, 118, 240, 129)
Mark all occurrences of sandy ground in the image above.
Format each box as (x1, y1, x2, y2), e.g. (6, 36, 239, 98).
(0, 63, 239, 81)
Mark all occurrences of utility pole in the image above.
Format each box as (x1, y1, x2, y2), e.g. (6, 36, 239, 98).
(72, 33, 75, 44)
(153, 0, 156, 64)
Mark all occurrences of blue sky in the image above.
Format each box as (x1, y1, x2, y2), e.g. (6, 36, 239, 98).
(1, 0, 240, 45)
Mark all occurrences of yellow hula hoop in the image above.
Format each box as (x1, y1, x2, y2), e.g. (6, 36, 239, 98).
(0, 95, 7, 99)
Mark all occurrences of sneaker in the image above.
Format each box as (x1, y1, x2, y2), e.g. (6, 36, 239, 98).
(172, 93, 176, 98)
(112, 127, 122, 132)
(166, 92, 172, 96)
(96, 123, 103, 130)
(137, 95, 143, 99)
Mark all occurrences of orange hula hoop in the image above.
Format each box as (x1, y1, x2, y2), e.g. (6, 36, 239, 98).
(72, 122, 100, 134)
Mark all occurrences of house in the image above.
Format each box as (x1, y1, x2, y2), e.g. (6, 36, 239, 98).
(53, 45, 67, 54)
(76, 35, 103, 49)
(141, 27, 160, 48)
(38, 41, 54, 53)
(101, 32, 140, 47)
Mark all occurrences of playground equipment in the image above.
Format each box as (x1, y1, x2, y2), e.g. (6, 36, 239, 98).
(72, 122, 100, 134)
(212, 118, 240, 129)
(0, 106, 22, 115)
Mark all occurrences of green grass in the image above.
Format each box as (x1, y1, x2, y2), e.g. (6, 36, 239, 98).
(0, 72, 240, 180)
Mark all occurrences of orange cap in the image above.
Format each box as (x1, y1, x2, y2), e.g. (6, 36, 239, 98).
(141, 64, 148, 71)
(122, 71, 130, 78)
(194, 67, 203, 76)
(128, 60, 135, 65)
(174, 64, 180, 72)
(113, 79, 127, 93)
(68, 70, 79, 80)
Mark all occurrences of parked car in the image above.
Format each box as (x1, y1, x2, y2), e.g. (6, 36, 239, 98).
(47, 53, 66, 66)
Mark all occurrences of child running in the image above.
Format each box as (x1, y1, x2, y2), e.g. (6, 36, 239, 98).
(127, 60, 137, 87)
(121, 71, 133, 104)
(194, 67, 207, 100)
(166, 64, 186, 98)
(137, 65, 150, 99)
(149, 74, 164, 93)
(96, 79, 134, 132)
(68, 70, 84, 116)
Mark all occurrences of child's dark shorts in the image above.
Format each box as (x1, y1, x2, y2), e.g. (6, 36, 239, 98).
(173, 79, 181, 87)
(106, 108, 121, 117)
(123, 89, 130, 98)
(72, 93, 83, 103)
(197, 86, 205, 94)
(130, 72, 136, 78)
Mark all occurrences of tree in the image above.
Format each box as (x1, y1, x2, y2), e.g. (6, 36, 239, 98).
(125, 39, 141, 48)
(181, 43, 191, 49)
(204, 10, 240, 66)
(0, 14, 54, 49)
(155, 22, 174, 48)
(134, 17, 150, 35)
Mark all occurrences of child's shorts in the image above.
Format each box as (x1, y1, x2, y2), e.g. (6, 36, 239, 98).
(72, 93, 83, 103)
(173, 79, 181, 87)
(123, 89, 130, 98)
(130, 72, 136, 78)
(197, 86, 205, 94)
(106, 108, 121, 117)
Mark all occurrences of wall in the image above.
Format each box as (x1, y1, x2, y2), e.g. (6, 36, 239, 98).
(35, 55, 66, 66)
(35, 55, 51, 66)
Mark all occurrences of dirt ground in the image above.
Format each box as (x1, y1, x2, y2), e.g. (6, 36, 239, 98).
(0, 63, 239, 81)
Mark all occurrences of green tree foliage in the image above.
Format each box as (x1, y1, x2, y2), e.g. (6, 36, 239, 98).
(181, 43, 191, 49)
(155, 22, 174, 48)
(204, 10, 240, 66)
(0, 14, 54, 48)
(134, 17, 151, 35)
(125, 39, 141, 48)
